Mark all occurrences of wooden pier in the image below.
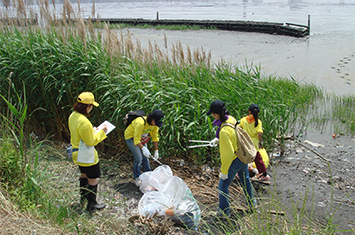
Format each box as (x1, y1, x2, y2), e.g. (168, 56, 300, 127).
(88, 17, 310, 38)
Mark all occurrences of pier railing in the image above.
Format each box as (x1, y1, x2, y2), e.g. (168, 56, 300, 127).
(88, 17, 310, 37)
(0, 15, 310, 37)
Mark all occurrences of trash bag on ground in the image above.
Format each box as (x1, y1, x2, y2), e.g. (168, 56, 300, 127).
(138, 165, 201, 230)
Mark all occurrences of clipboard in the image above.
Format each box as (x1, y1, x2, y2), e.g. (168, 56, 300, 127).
(97, 120, 116, 135)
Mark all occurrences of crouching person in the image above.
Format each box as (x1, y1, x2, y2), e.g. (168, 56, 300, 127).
(124, 109, 164, 187)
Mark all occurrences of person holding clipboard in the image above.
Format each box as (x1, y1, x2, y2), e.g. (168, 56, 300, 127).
(68, 92, 109, 212)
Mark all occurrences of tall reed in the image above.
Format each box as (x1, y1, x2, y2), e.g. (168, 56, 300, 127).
(0, 0, 352, 165)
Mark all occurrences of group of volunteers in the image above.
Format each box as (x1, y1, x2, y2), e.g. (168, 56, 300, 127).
(68, 92, 165, 212)
(206, 100, 269, 217)
(68, 91, 269, 217)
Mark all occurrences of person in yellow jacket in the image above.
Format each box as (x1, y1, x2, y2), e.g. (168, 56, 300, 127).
(124, 109, 164, 187)
(68, 92, 108, 212)
(207, 100, 256, 216)
(238, 104, 270, 181)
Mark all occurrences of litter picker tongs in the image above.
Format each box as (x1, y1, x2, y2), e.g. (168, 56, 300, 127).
(149, 154, 163, 165)
(153, 158, 163, 165)
(188, 140, 211, 148)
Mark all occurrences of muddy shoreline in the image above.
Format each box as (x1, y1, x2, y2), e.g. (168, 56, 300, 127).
(120, 28, 355, 96)
(271, 128, 355, 232)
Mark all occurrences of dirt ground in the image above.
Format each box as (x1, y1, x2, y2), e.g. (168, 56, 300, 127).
(3, 125, 354, 234)
(270, 128, 355, 233)
(89, 127, 355, 234)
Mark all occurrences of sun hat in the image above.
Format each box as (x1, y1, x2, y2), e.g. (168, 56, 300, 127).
(151, 109, 164, 127)
(248, 104, 259, 113)
(207, 100, 225, 115)
(77, 92, 99, 107)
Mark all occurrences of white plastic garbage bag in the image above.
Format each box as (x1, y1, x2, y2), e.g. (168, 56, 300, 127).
(138, 171, 156, 194)
(138, 191, 168, 217)
(138, 164, 173, 193)
(138, 165, 201, 230)
(147, 164, 173, 191)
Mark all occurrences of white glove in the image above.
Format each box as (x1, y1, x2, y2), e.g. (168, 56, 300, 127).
(220, 173, 228, 180)
(209, 137, 219, 147)
(141, 146, 151, 158)
(153, 150, 160, 160)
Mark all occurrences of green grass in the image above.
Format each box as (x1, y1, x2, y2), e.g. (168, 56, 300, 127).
(93, 22, 218, 31)
(0, 23, 327, 163)
(0, 1, 354, 233)
(331, 95, 355, 135)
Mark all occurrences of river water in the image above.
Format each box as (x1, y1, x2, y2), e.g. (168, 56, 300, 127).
(82, 0, 355, 95)
(3, 0, 355, 95)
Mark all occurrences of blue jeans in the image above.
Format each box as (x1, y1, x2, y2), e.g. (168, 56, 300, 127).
(126, 138, 151, 178)
(218, 157, 255, 214)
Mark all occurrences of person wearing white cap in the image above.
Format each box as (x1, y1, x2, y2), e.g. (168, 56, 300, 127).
(207, 100, 256, 217)
(124, 109, 164, 187)
(68, 92, 108, 212)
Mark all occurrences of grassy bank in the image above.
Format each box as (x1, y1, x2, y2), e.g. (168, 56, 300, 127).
(0, 0, 354, 234)
(94, 22, 218, 31)
(0, 0, 328, 162)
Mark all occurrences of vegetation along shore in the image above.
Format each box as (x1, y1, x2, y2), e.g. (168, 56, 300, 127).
(0, 0, 354, 234)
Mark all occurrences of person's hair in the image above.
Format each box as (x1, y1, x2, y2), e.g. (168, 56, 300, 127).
(73, 102, 91, 116)
(220, 110, 230, 123)
(250, 107, 259, 127)
(147, 113, 153, 125)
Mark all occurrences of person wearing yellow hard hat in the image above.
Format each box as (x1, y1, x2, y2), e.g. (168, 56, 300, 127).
(68, 92, 108, 212)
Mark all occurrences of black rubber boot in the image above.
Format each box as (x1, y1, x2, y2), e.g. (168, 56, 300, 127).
(86, 184, 106, 212)
(79, 177, 89, 207)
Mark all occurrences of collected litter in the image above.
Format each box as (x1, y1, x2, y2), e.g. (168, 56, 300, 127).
(138, 165, 201, 230)
(304, 140, 325, 148)
(297, 139, 330, 162)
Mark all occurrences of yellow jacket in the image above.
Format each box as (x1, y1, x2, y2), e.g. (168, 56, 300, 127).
(68, 111, 107, 166)
(219, 116, 239, 175)
(238, 115, 263, 151)
(124, 116, 159, 145)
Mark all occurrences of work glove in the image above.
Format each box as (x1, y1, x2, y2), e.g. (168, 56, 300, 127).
(220, 173, 228, 180)
(153, 150, 160, 161)
(141, 146, 151, 158)
(209, 137, 219, 147)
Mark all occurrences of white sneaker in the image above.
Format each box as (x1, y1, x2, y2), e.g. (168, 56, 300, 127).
(134, 178, 142, 187)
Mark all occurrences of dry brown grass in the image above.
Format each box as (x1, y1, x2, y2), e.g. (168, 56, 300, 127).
(0, 189, 72, 235)
(0, 0, 212, 71)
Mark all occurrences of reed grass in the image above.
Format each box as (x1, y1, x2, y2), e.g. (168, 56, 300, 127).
(0, 0, 353, 160)
(93, 22, 218, 31)
(331, 95, 355, 135)
(1, 0, 353, 163)
(0, 1, 354, 233)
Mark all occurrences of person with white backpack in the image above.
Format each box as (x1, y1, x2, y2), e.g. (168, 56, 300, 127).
(207, 100, 256, 217)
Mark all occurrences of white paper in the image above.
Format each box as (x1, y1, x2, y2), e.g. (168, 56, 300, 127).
(97, 120, 116, 135)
